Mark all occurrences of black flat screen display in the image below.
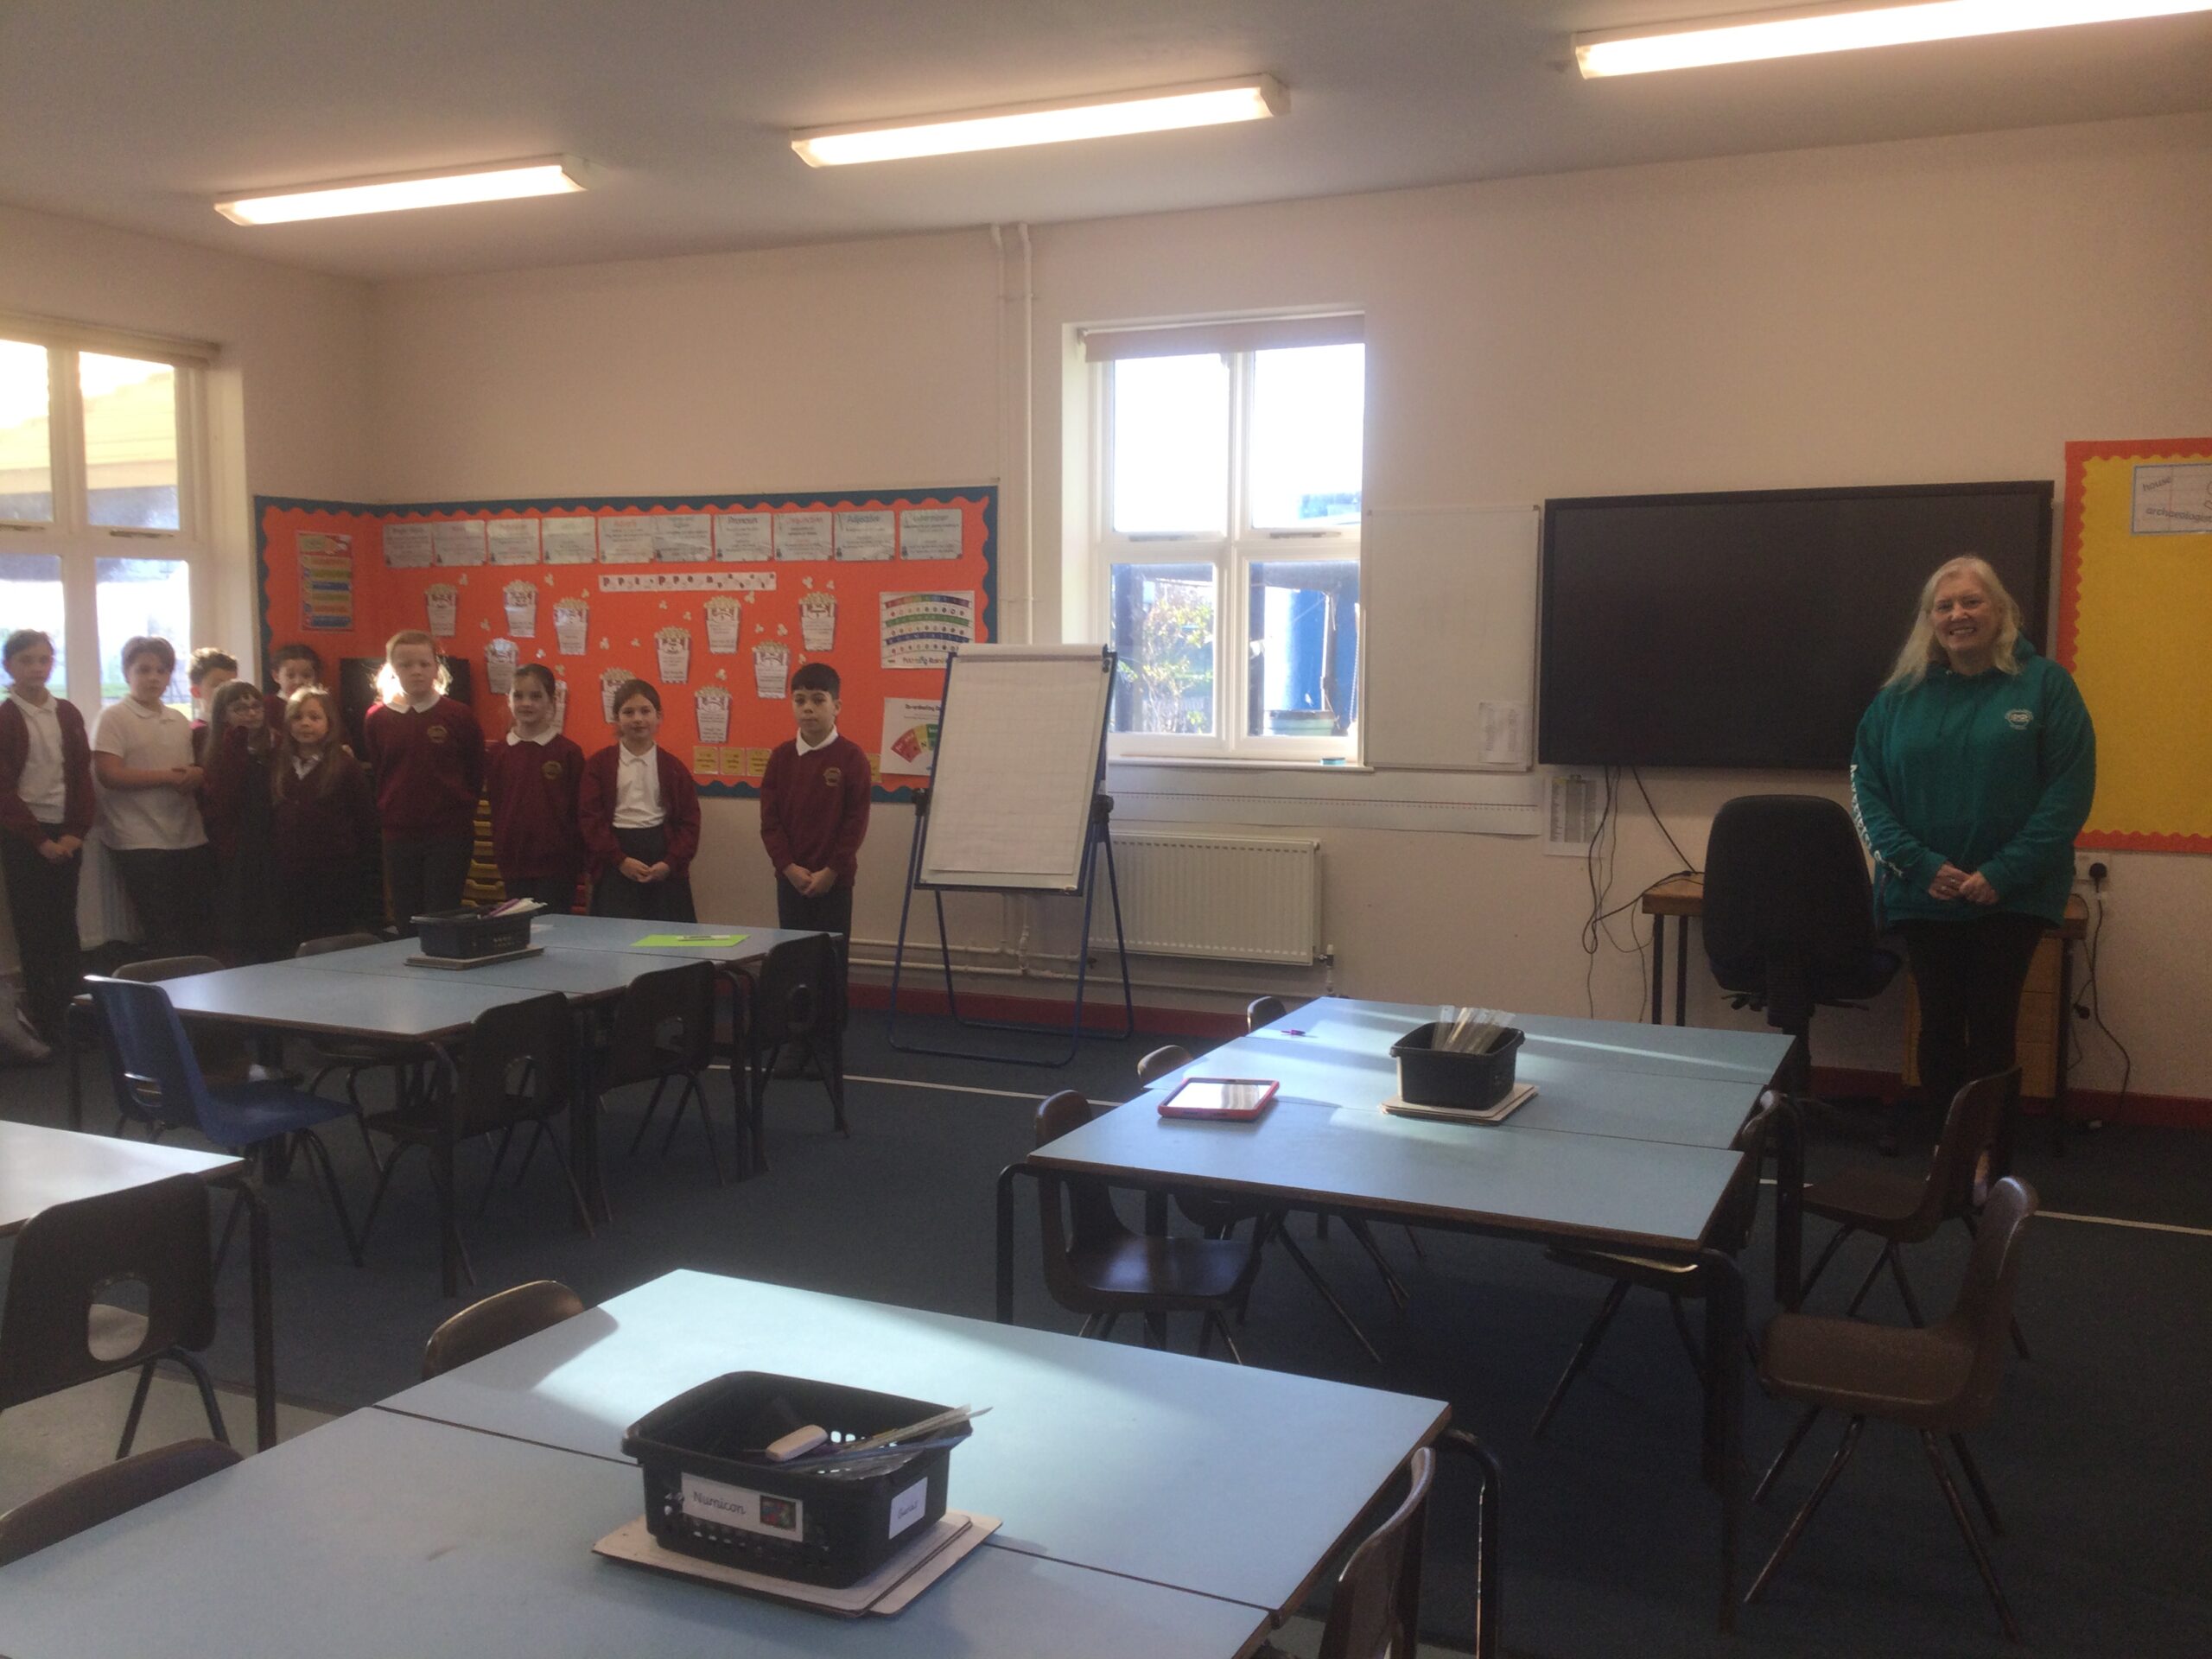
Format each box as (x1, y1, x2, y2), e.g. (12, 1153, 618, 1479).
(1537, 482, 2051, 769)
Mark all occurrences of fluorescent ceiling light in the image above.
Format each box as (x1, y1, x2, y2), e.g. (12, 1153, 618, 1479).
(215, 157, 585, 226)
(1575, 0, 2212, 77)
(791, 75, 1285, 167)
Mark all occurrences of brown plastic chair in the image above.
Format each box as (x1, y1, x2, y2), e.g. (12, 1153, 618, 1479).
(741, 934, 849, 1169)
(421, 1280, 586, 1378)
(1746, 1177, 2038, 1642)
(1798, 1069, 2028, 1357)
(1257, 1446, 1438, 1659)
(582, 960, 723, 1184)
(1535, 1092, 1781, 1438)
(1139, 1043, 1387, 1364)
(0, 1439, 240, 1567)
(1033, 1090, 1262, 1361)
(361, 993, 591, 1292)
(0, 1175, 226, 1459)
(296, 931, 441, 1169)
(115, 955, 254, 1091)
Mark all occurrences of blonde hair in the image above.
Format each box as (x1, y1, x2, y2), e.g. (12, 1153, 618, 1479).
(376, 628, 450, 705)
(1885, 556, 2024, 689)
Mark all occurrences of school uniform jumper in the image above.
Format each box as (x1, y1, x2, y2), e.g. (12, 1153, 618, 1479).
(0, 690, 94, 1039)
(579, 743, 700, 923)
(758, 729, 871, 950)
(1851, 639, 2095, 1144)
(363, 693, 484, 930)
(484, 727, 588, 912)
(271, 747, 382, 948)
(92, 695, 215, 960)
(202, 724, 288, 963)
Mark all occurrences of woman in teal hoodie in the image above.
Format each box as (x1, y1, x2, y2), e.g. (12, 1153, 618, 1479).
(1851, 555, 2095, 1157)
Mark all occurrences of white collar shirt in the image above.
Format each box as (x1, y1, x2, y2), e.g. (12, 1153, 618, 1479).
(507, 726, 560, 747)
(795, 726, 841, 757)
(613, 743, 662, 829)
(5, 689, 67, 819)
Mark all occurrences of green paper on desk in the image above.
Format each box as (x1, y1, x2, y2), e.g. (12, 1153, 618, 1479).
(632, 932, 748, 948)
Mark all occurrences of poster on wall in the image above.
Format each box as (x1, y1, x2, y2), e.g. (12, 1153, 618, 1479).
(800, 590, 837, 651)
(432, 520, 487, 566)
(487, 519, 541, 565)
(880, 590, 976, 669)
(655, 512, 712, 562)
(899, 508, 963, 560)
(543, 518, 598, 564)
(835, 510, 894, 562)
(775, 512, 833, 561)
(383, 523, 434, 569)
(715, 512, 773, 562)
(880, 696, 941, 776)
(297, 533, 353, 631)
(600, 518, 657, 564)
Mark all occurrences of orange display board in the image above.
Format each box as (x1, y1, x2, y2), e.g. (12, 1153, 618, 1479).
(255, 488, 995, 798)
(2059, 441, 2212, 853)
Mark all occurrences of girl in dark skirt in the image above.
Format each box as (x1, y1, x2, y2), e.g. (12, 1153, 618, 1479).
(579, 679, 699, 923)
(203, 678, 288, 963)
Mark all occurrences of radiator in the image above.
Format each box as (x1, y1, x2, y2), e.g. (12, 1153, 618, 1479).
(1087, 831, 1323, 966)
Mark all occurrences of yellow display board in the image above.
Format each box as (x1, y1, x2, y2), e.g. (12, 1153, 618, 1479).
(2061, 439, 2212, 852)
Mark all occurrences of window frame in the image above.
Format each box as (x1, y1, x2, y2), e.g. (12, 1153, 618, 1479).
(0, 331, 211, 710)
(1091, 340, 1363, 765)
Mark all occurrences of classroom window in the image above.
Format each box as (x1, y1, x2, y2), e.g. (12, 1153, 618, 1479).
(0, 331, 207, 709)
(1090, 327, 1363, 761)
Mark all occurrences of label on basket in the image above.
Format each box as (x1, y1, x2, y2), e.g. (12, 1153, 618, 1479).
(888, 1476, 929, 1540)
(680, 1472, 804, 1541)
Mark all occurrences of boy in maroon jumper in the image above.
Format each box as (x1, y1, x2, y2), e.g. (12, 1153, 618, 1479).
(484, 664, 586, 912)
(759, 658, 870, 953)
(264, 642, 325, 726)
(362, 629, 483, 931)
(0, 629, 94, 1044)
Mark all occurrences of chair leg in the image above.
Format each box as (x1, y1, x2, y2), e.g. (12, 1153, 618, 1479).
(1270, 1223, 1384, 1364)
(627, 1076, 670, 1156)
(1402, 1224, 1427, 1262)
(1534, 1280, 1631, 1440)
(1666, 1291, 1704, 1376)
(295, 1129, 365, 1267)
(1843, 1243, 1892, 1318)
(480, 1123, 518, 1206)
(1919, 1430, 2023, 1642)
(1203, 1310, 1245, 1366)
(1948, 1433, 2005, 1535)
(1096, 1313, 1120, 1342)
(173, 1350, 230, 1446)
(1799, 1222, 1858, 1301)
(818, 1037, 849, 1138)
(1754, 1403, 1824, 1503)
(116, 1362, 157, 1459)
(1885, 1249, 1928, 1327)
(358, 1139, 416, 1249)
(1344, 1217, 1412, 1313)
(211, 1185, 249, 1281)
(1077, 1312, 1103, 1338)
(343, 1071, 384, 1173)
(1315, 1211, 1330, 1240)
(536, 1121, 596, 1236)
(681, 1076, 728, 1185)
(1745, 1415, 1864, 1605)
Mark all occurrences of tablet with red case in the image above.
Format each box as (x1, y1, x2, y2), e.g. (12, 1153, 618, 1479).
(1156, 1077, 1280, 1121)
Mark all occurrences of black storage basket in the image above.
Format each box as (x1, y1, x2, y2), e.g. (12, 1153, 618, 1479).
(411, 906, 533, 962)
(622, 1372, 969, 1587)
(1389, 1023, 1525, 1110)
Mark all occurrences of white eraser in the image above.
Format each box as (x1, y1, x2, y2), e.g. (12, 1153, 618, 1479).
(763, 1425, 829, 1463)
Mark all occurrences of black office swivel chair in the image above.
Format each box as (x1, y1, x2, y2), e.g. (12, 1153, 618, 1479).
(1703, 796, 1900, 1103)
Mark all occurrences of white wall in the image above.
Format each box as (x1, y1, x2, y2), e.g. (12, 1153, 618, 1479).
(360, 113, 2210, 1100)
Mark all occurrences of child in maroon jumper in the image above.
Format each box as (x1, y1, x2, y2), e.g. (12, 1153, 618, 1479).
(271, 687, 380, 948)
(361, 629, 483, 932)
(578, 679, 699, 923)
(758, 660, 870, 950)
(484, 664, 585, 912)
(202, 679, 287, 963)
(0, 628, 94, 1044)
(265, 641, 325, 727)
(188, 646, 237, 760)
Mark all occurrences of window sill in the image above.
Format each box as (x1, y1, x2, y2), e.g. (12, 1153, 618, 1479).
(1107, 754, 1370, 774)
(1103, 756, 1541, 836)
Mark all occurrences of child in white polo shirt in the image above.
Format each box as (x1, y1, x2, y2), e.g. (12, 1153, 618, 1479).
(91, 634, 214, 958)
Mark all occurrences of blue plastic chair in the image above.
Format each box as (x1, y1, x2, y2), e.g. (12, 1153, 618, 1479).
(84, 976, 364, 1266)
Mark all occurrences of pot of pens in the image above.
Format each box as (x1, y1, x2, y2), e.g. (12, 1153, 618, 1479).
(622, 1374, 981, 1587)
(1390, 1006, 1525, 1112)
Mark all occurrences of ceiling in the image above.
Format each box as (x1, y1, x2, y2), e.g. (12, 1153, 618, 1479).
(4, 2, 2209, 283)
